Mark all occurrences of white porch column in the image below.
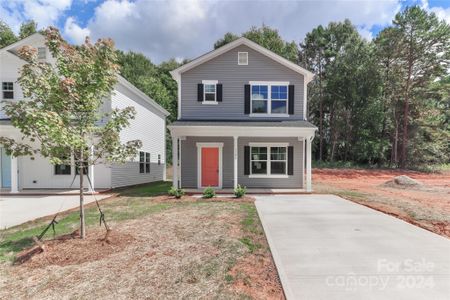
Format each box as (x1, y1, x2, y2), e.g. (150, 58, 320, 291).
(172, 136, 179, 188)
(10, 156, 18, 193)
(89, 146, 95, 192)
(233, 136, 238, 189)
(306, 136, 312, 192)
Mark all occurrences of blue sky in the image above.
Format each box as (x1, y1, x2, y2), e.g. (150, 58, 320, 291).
(1, 0, 449, 63)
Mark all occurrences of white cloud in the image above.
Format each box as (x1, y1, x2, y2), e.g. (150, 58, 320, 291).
(70, 0, 401, 63)
(64, 17, 91, 44)
(358, 26, 374, 41)
(421, 0, 450, 24)
(0, 0, 72, 32)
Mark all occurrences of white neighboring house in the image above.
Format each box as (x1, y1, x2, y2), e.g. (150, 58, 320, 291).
(0, 33, 169, 192)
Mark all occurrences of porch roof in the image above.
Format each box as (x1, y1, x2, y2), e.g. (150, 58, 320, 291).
(169, 119, 317, 128)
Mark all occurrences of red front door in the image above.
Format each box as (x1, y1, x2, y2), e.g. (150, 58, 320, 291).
(201, 147, 219, 187)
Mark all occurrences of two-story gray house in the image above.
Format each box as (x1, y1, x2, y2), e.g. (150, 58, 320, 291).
(168, 37, 317, 191)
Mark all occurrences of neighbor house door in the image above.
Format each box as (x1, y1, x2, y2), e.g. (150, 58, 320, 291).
(201, 147, 219, 187)
(0, 148, 11, 188)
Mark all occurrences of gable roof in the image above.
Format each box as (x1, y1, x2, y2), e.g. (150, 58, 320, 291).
(0, 32, 44, 52)
(170, 37, 315, 83)
(1, 33, 170, 117)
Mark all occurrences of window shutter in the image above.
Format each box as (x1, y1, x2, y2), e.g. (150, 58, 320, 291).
(244, 84, 250, 114)
(197, 83, 204, 102)
(288, 146, 294, 175)
(217, 84, 223, 102)
(288, 85, 295, 115)
(244, 146, 250, 175)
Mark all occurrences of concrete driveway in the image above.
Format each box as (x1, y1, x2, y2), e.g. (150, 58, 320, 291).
(0, 194, 111, 229)
(256, 195, 450, 300)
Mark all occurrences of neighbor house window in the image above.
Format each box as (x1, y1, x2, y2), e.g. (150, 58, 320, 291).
(250, 145, 287, 176)
(250, 82, 288, 115)
(75, 161, 89, 175)
(238, 52, 248, 65)
(37, 47, 46, 59)
(140, 151, 150, 173)
(55, 163, 71, 175)
(2, 82, 13, 99)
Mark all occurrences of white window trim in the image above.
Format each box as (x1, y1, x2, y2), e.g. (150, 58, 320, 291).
(202, 80, 218, 104)
(249, 81, 289, 116)
(238, 52, 248, 65)
(196, 142, 223, 189)
(249, 143, 289, 178)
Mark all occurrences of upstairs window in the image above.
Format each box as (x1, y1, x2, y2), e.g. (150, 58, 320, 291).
(139, 151, 150, 173)
(250, 82, 289, 115)
(37, 47, 46, 59)
(238, 52, 248, 65)
(204, 84, 216, 102)
(2, 82, 13, 99)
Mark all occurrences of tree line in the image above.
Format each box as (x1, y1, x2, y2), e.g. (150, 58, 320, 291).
(1, 5, 449, 168)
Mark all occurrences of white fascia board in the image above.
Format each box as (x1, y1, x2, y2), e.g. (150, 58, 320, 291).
(168, 125, 317, 138)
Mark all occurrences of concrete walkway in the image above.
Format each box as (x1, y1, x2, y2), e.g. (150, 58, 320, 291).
(0, 194, 112, 229)
(255, 195, 450, 300)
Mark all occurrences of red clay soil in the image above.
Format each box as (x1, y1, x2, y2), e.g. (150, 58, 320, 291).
(314, 168, 450, 238)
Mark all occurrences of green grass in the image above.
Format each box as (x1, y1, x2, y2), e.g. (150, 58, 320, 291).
(0, 181, 174, 262)
(115, 181, 172, 197)
(238, 203, 264, 253)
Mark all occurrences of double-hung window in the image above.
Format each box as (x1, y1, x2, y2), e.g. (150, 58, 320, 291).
(2, 82, 14, 99)
(202, 80, 218, 103)
(250, 82, 288, 115)
(250, 144, 288, 177)
(139, 151, 150, 173)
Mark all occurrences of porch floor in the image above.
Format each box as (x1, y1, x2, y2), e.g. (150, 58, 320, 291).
(184, 188, 309, 194)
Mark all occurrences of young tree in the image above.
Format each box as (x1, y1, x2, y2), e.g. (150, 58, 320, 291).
(0, 28, 141, 239)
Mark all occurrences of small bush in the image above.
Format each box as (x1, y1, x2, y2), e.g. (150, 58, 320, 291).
(234, 184, 247, 198)
(202, 186, 216, 198)
(168, 187, 185, 199)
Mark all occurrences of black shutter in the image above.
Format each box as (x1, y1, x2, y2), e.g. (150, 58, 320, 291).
(244, 146, 250, 175)
(244, 84, 250, 114)
(288, 85, 295, 114)
(197, 84, 204, 102)
(287, 146, 294, 175)
(217, 84, 223, 102)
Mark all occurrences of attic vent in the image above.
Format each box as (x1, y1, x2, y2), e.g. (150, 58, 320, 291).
(238, 52, 248, 65)
(37, 47, 46, 59)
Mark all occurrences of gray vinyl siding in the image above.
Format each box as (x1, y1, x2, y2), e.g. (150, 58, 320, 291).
(180, 137, 234, 188)
(111, 162, 165, 188)
(180, 136, 304, 189)
(180, 45, 305, 120)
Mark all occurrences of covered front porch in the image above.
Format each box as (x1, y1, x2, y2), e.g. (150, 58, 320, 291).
(168, 120, 316, 192)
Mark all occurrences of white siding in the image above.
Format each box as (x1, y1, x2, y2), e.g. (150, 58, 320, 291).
(19, 154, 111, 189)
(110, 84, 166, 188)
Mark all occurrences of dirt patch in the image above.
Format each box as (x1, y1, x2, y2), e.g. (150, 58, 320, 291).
(314, 168, 450, 238)
(15, 229, 134, 268)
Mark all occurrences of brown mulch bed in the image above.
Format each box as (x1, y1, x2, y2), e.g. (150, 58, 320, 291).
(15, 229, 134, 268)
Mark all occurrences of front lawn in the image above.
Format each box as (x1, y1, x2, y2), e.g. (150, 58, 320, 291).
(0, 182, 284, 299)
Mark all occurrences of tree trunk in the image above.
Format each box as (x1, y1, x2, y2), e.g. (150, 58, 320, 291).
(79, 153, 86, 239)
